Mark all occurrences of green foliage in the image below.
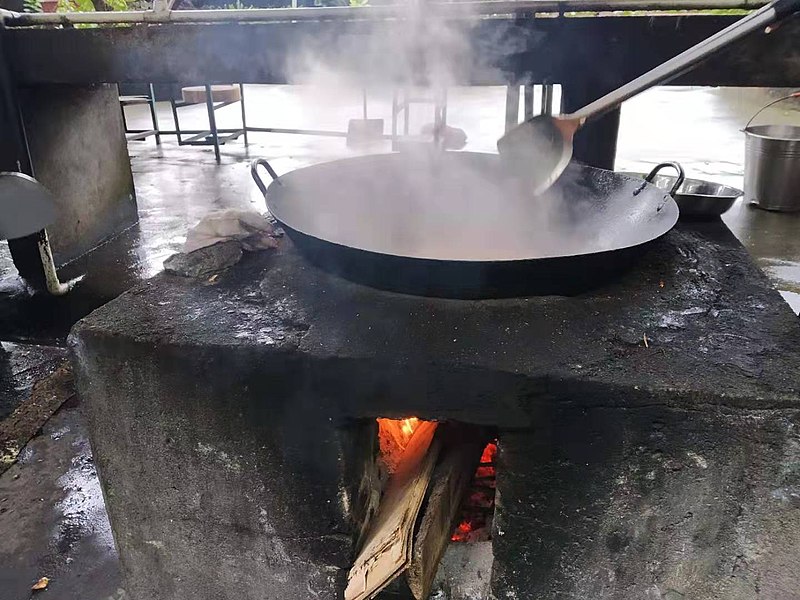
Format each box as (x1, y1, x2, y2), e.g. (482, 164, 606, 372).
(56, 0, 133, 12)
(23, 0, 43, 12)
(104, 0, 131, 9)
(57, 0, 93, 10)
(349, 0, 368, 6)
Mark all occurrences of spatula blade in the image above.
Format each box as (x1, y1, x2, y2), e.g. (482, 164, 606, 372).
(497, 115, 574, 195)
(0, 172, 57, 240)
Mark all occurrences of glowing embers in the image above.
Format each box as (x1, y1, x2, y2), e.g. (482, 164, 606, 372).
(451, 441, 497, 543)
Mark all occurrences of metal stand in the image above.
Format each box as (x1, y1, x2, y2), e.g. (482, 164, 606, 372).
(391, 88, 448, 150)
(169, 83, 247, 163)
(507, 83, 558, 129)
(119, 83, 161, 145)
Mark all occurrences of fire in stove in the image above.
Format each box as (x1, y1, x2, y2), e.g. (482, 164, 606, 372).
(377, 417, 423, 474)
(451, 440, 497, 543)
(347, 418, 496, 600)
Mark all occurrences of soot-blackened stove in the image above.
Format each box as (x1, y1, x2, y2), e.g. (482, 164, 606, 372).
(71, 221, 800, 600)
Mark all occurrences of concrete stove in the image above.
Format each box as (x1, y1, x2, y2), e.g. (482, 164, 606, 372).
(70, 221, 800, 600)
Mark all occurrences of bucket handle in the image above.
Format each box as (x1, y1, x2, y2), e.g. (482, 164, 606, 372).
(744, 91, 800, 130)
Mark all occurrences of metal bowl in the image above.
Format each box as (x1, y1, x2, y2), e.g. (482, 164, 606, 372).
(622, 162, 742, 220)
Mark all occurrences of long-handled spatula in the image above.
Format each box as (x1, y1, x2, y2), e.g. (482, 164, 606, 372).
(498, 0, 800, 195)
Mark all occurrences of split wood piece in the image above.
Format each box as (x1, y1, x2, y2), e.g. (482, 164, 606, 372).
(345, 420, 440, 600)
(405, 430, 486, 600)
(0, 362, 75, 474)
(377, 417, 419, 475)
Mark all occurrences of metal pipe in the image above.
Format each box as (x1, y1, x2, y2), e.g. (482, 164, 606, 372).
(36, 229, 80, 296)
(541, 83, 554, 115)
(247, 126, 349, 137)
(523, 84, 534, 119)
(504, 84, 520, 132)
(0, 0, 766, 27)
(0, 24, 32, 174)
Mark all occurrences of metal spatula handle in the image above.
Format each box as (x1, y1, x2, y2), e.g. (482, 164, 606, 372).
(569, 0, 800, 122)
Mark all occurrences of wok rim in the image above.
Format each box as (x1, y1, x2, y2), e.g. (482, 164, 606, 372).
(265, 152, 679, 264)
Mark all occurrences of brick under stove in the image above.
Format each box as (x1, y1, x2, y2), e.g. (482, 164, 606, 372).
(70, 221, 800, 600)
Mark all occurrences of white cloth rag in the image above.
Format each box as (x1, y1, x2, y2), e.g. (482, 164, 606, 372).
(183, 209, 279, 254)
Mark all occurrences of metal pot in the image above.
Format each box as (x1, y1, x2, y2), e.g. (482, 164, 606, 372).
(743, 92, 800, 212)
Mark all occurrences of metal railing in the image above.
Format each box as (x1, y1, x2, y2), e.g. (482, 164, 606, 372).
(0, 0, 767, 27)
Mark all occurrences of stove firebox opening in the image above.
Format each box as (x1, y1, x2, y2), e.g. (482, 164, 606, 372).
(347, 417, 497, 600)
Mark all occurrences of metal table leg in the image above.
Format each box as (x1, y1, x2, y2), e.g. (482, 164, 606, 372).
(119, 92, 129, 132)
(541, 84, 554, 116)
(504, 84, 520, 132)
(204, 84, 221, 163)
(524, 84, 535, 120)
(170, 98, 182, 144)
(239, 83, 248, 146)
(148, 83, 161, 145)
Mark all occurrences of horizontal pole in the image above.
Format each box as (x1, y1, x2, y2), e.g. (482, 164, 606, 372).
(126, 127, 353, 138)
(0, 0, 766, 27)
(162, 128, 241, 135)
(247, 126, 349, 137)
(126, 129, 158, 138)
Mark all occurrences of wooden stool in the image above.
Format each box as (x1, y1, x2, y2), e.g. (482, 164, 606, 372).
(170, 84, 248, 163)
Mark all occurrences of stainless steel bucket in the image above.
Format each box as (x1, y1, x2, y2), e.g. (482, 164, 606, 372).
(744, 92, 800, 212)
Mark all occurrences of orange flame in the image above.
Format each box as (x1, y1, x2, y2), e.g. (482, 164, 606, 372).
(376, 417, 424, 474)
(400, 417, 419, 439)
(377, 417, 421, 451)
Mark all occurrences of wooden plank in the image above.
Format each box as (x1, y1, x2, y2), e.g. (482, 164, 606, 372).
(405, 429, 486, 600)
(4, 15, 800, 88)
(345, 420, 440, 600)
(181, 84, 241, 104)
(0, 362, 74, 474)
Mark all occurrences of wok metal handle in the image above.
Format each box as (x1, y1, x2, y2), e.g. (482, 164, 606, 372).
(250, 158, 282, 198)
(645, 162, 685, 197)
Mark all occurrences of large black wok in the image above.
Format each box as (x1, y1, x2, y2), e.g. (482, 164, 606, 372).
(251, 151, 678, 298)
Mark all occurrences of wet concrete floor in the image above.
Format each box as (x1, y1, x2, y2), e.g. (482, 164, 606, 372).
(0, 85, 798, 599)
(0, 397, 122, 600)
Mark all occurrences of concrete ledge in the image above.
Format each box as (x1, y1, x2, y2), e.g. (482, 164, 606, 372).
(7, 17, 800, 88)
(73, 223, 800, 416)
